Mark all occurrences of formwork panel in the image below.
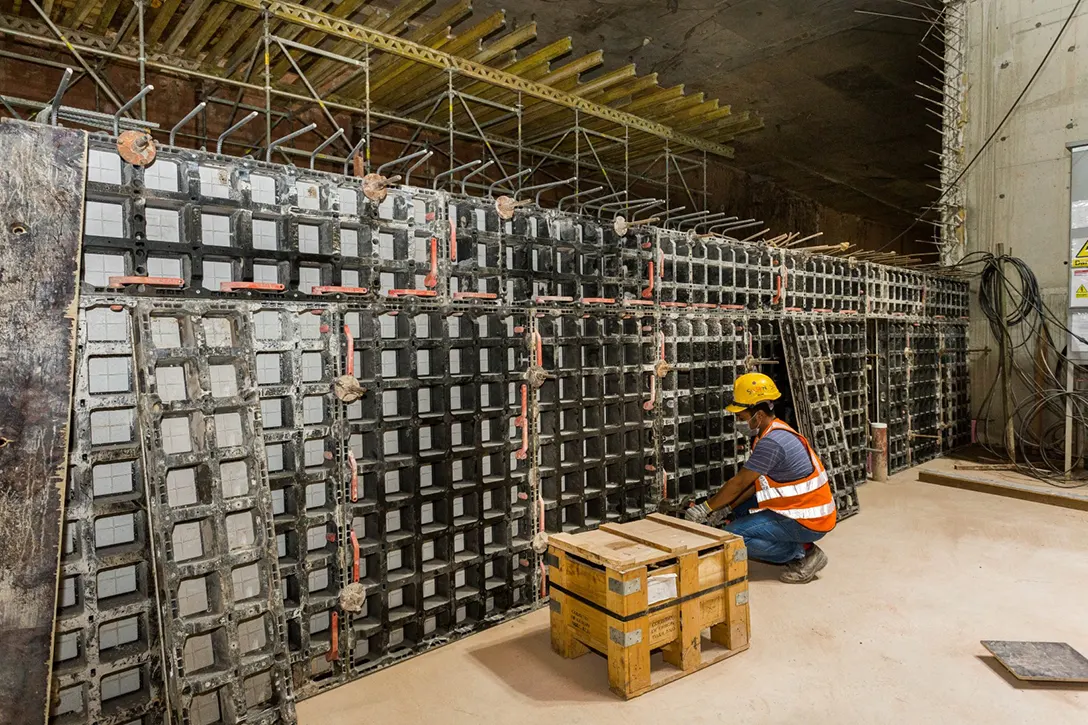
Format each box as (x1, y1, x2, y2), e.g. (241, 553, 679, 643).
(131, 301, 296, 725)
(51, 302, 165, 725)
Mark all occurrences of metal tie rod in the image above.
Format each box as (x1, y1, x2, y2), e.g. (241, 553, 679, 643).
(112, 85, 153, 135)
(576, 189, 625, 214)
(460, 160, 495, 194)
(267, 122, 317, 162)
(488, 169, 531, 198)
(717, 220, 764, 236)
(310, 128, 346, 169)
(695, 215, 737, 233)
(217, 111, 258, 154)
(625, 198, 663, 214)
(518, 177, 578, 206)
(343, 136, 366, 175)
(666, 210, 715, 229)
(596, 197, 646, 218)
(679, 212, 731, 230)
(658, 206, 688, 221)
(434, 159, 481, 189)
(709, 218, 756, 233)
(377, 148, 429, 177)
(557, 186, 604, 211)
(170, 102, 206, 147)
(403, 150, 434, 186)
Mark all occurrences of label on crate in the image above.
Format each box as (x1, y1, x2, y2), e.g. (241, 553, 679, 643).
(647, 574, 678, 604)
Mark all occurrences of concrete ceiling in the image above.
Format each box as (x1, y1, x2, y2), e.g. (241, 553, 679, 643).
(466, 0, 942, 229)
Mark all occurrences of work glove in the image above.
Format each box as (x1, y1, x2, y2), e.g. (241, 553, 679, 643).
(685, 501, 713, 523)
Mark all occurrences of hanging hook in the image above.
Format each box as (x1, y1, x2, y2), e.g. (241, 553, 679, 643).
(403, 150, 434, 186)
(310, 128, 346, 169)
(343, 136, 367, 176)
(46, 67, 73, 126)
(376, 148, 429, 177)
(266, 122, 317, 162)
(217, 111, 259, 154)
(459, 160, 495, 194)
(112, 84, 153, 135)
(557, 186, 604, 211)
(434, 159, 481, 189)
(488, 168, 532, 198)
(170, 102, 206, 147)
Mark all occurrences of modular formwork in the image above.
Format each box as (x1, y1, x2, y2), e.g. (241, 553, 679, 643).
(52, 135, 970, 724)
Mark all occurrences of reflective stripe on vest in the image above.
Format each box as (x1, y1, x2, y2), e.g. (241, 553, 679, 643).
(750, 420, 836, 531)
(756, 469, 829, 502)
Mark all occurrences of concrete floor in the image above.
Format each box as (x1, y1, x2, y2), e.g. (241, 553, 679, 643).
(300, 466, 1088, 724)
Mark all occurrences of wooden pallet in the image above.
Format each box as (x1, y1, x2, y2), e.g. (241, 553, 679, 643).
(547, 513, 750, 699)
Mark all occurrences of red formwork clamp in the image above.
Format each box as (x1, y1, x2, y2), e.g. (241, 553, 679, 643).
(348, 449, 358, 502)
(449, 218, 458, 262)
(580, 297, 615, 304)
(387, 289, 437, 298)
(326, 612, 339, 662)
(108, 275, 185, 289)
(220, 281, 285, 293)
(643, 374, 656, 411)
(515, 384, 529, 460)
(424, 236, 439, 289)
(534, 295, 573, 304)
(658, 249, 664, 279)
(641, 261, 655, 299)
(350, 530, 361, 583)
(312, 285, 370, 296)
(344, 324, 355, 376)
(453, 292, 498, 300)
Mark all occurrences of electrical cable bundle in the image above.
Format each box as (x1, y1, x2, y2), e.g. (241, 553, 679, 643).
(944, 252, 1088, 486)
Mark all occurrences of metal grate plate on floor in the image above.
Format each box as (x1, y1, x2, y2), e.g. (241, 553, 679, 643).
(982, 640, 1088, 683)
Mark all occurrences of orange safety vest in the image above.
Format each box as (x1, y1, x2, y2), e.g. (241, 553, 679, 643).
(750, 420, 837, 532)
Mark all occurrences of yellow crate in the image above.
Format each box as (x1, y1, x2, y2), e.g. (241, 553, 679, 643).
(547, 513, 749, 699)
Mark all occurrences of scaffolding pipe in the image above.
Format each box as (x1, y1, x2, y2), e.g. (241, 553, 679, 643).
(460, 160, 496, 194)
(403, 150, 434, 186)
(557, 186, 604, 211)
(488, 169, 531, 198)
(217, 111, 259, 154)
(266, 122, 317, 162)
(170, 102, 206, 147)
(310, 128, 346, 169)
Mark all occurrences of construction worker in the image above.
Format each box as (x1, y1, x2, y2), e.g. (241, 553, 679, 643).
(685, 372, 836, 583)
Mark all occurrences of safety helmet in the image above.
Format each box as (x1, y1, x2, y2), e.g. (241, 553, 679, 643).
(725, 372, 781, 413)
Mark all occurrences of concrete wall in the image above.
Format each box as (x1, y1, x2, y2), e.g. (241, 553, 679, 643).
(960, 0, 1088, 445)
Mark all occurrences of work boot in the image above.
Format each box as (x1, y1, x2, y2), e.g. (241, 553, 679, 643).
(779, 544, 828, 584)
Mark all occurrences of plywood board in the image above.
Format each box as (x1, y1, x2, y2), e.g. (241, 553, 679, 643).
(0, 119, 86, 724)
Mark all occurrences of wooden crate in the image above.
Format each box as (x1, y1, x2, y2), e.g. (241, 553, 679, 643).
(546, 513, 750, 699)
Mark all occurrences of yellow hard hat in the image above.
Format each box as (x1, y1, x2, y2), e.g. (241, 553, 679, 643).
(726, 372, 781, 413)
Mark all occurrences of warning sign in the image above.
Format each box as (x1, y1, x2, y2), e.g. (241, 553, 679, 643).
(1074, 238, 1088, 268)
(1077, 285, 1088, 299)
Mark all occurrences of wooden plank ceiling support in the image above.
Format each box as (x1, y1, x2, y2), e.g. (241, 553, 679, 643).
(204, 8, 259, 67)
(314, 0, 473, 96)
(362, 9, 508, 102)
(184, 2, 235, 61)
(93, 0, 124, 36)
(511, 71, 659, 135)
(145, 0, 183, 47)
(226, 0, 737, 157)
(0, 118, 86, 725)
(61, 0, 98, 30)
(270, 0, 372, 81)
(487, 63, 639, 135)
(163, 0, 215, 56)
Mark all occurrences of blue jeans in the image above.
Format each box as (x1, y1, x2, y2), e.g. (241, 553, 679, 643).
(724, 495, 826, 564)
